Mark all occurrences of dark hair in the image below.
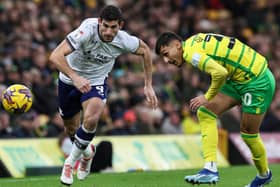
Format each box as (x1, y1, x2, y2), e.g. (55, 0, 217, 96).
(155, 32, 183, 55)
(99, 5, 123, 22)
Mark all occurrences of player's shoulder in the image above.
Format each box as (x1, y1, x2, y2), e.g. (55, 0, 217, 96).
(80, 18, 98, 28)
(188, 33, 206, 41)
(116, 30, 138, 40)
(76, 18, 98, 37)
(114, 30, 139, 45)
(184, 33, 204, 48)
(112, 30, 140, 51)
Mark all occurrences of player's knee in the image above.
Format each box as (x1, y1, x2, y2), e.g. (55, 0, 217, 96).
(83, 114, 99, 129)
(197, 106, 217, 121)
(240, 126, 259, 134)
(197, 107, 203, 120)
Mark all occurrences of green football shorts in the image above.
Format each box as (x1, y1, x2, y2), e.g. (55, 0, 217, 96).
(220, 68, 275, 114)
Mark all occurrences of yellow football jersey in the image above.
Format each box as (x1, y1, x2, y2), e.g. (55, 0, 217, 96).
(182, 33, 267, 100)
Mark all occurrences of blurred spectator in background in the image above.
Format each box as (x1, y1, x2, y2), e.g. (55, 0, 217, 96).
(0, 110, 13, 138)
(261, 103, 280, 132)
(105, 109, 138, 135)
(47, 112, 64, 137)
(161, 110, 183, 134)
(123, 109, 138, 133)
(11, 110, 37, 138)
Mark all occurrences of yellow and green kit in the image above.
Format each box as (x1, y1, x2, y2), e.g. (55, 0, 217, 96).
(183, 33, 275, 114)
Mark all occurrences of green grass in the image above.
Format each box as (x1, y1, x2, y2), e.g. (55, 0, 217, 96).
(1, 164, 279, 187)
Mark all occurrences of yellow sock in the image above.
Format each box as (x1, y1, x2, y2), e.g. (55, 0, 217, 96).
(197, 106, 218, 162)
(241, 133, 268, 175)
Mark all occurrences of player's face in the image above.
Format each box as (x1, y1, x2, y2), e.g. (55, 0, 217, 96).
(98, 19, 122, 42)
(159, 40, 183, 67)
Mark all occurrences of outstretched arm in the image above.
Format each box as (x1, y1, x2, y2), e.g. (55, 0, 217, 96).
(134, 39, 158, 109)
(49, 40, 91, 93)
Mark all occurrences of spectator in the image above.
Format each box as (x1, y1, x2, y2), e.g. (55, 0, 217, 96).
(0, 110, 13, 138)
(11, 110, 37, 138)
(161, 110, 183, 134)
(261, 103, 280, 132)
(47, 112, 64, 137)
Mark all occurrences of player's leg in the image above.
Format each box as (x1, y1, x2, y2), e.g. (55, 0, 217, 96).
(241, 113, 267, 173)
(58, 80, 84, 185)
(76, 97, 106, 180)
(75, 84, 108, 180)
(60, 115, 81, 185)
(241, 69, 275, 187)
(63, 113, 81, 142)
(185, 92, 239, 184)
(241, 113, 272, 187)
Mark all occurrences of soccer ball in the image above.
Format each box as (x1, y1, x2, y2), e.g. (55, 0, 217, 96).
(1, 84, 33, 114)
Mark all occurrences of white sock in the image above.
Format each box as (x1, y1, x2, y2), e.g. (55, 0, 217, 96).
(83, 144, 94, 158)
(204, 161, 218, 172)
(66, 143, 83, 167)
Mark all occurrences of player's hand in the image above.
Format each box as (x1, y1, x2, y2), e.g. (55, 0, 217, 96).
(190, 95, 208, 111)
(144, 85, 158, 110)
(72, 75, 91, 93)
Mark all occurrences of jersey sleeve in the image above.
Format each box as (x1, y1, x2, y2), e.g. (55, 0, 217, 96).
(120, 31, 140, 53)
(185, 51, 229, 100)
(66, 19, 93, 50)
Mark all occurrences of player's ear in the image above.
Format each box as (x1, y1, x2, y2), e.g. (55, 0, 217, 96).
(98, 18, 102, 25)
(119, 21, 124, 29)
(175, 40, 182, 49)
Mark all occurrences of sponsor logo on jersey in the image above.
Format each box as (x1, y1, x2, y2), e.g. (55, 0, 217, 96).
(194, 36, 203, 43)
(74, 30, 84, 39)
(91, 54, 110, 64)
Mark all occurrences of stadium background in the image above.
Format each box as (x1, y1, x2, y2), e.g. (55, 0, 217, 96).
(0, 0, 279, 180)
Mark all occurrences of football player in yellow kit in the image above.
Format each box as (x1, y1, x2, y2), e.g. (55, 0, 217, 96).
(155, 32, 275, 187)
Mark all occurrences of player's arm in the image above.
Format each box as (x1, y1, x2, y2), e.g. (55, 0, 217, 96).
(188, 52, 228, 110)
(198, 55, 228, 100)
(49, 40, 76, 79)
(49, 40, 91, 93)
(134, 39, 158, 109)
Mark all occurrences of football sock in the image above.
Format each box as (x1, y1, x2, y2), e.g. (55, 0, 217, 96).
(82, 127, 96, 158)
(69, 135, 75, 143)
(197, 106, 218, 163)
(241, 133, 269, 175)
(204, 161, 218, 172)
(67, 125, 96, 165)
(258, 170, 270, 178)
(83, 143, 95, 158)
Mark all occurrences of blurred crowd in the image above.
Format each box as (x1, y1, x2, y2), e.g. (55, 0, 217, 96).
(0, 0, 280, 139)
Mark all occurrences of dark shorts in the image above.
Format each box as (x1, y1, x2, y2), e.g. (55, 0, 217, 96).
(58, 79, 108, 119)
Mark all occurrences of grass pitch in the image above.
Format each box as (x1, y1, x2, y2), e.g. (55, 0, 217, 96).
(1, 164, 279, 187)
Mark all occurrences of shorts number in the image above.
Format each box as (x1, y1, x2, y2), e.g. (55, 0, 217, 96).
(96, 86, 104, 93)
(96, 86, 104, 96)
(243, 93, 252, 106)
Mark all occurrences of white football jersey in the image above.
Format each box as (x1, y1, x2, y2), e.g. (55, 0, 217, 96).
(59, 18, 140, 85)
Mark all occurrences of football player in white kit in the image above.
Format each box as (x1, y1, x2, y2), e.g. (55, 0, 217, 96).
(49, 5, 158, 185)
